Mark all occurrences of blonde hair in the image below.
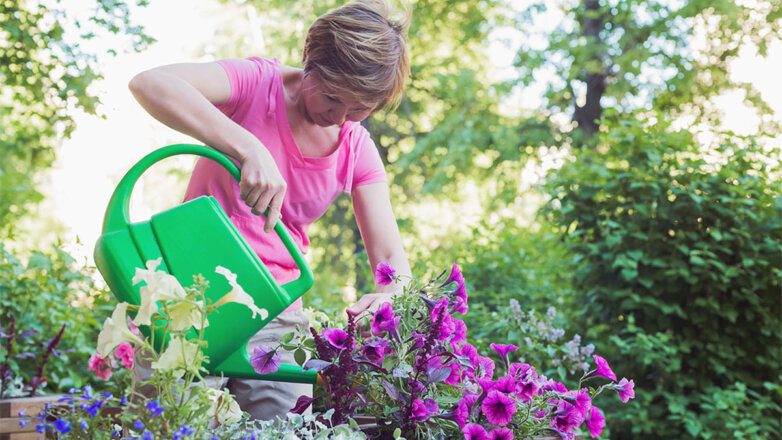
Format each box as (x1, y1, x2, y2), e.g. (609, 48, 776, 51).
(303, 0, 411, 112)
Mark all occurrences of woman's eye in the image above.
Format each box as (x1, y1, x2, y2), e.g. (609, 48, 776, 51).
(326, 95, 340, 103)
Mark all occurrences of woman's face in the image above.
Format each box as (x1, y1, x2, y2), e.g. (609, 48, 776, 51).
(301, 74, 373, 127)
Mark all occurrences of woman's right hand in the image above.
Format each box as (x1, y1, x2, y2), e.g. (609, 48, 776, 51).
(238, 146, 287, 233)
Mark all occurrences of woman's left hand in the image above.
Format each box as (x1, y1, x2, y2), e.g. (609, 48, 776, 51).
(347, 292, 395, 317)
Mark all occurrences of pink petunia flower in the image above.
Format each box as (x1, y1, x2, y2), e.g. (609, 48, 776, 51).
(374, 262, 397, 286)
(250, 345, 281, 375)
(371, 302, 400, 336)
(481, 390, 516, 426)
(616, 377, 635, 403)
(322, 328, 351, 350)
(586, 406, 605, 438)
(441, 263, 464, 288)
(515, 379, 539, 402)
(489, 427, 514, 440)
(87, 353, 114, 380)
(552, 400, 583, 433)
(590, 355, 617, 381)
(464, 423, 490, 440)
(114, 342, 134, 369)
(493, 376, 517, 394)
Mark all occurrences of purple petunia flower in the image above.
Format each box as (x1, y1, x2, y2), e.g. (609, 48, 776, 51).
(450, 318, 467, 343)
(146, 400, 165, 416)
(322, 328, 350, 350)
(371, 302, 400, 336)
(374, 262, 396, 286)
(489, 427, 514, 440)
(481, 390, 516, 426)
(362, 338, 389, 363)
(455, 394, 478, 428)
(616, 377, 635, 403)
(568, 389, 592, 419)
(589, 355, 617, 381)
(552, 400, 584, 433)
(411, 398, 428, 420)
(586, 406, 605, 438)
(493, 376, 517, 394)
(515, 379, 539, 402)
(441, 263, 464, 288)
(464, 422, 490, 440)
(490, 344, 519, 359)
(250, 345, 281, 375)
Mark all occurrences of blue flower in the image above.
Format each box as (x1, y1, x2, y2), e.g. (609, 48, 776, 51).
(146, 400, 165, 416)
(54, 419, 71, 434)
(69, 387, 79, 394)
(121, 396, 128, 405)
(103, 391, 113, 399)
(173, 424, 195, 439)
(79, 419, 88, 430)
(18, 419, 30, 428)
(133, 419, 145, 430)
(17, 409, 26, 417)
(142, 430, 154, 440)
(35, 423, 47, 433)
(210, 437, 219, 440)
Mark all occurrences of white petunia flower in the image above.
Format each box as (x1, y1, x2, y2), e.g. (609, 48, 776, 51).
(132, 258, 187, 326)
(206, 388, 242, 425)
(151, 334, 202, 379)
(167, 300, 208, 331)
(214, 266, 268, 320)
(96, 302, 145, 357)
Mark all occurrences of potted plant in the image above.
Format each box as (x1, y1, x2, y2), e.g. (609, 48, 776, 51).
(0, 314, 67, 439)
(267, 263, 634, 439)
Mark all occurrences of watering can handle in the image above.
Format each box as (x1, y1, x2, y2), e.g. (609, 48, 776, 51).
(102, 144, 314, 300)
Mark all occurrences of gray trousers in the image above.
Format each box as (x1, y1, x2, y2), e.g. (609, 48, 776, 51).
(132, 309, 312, 421)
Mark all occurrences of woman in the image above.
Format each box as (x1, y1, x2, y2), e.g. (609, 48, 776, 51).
(128, 0, 412, 420)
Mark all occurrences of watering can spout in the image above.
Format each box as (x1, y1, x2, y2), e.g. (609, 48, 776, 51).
(94, 144, 316, 385)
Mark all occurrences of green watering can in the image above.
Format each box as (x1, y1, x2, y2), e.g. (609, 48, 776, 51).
(94, 144, 317, 384)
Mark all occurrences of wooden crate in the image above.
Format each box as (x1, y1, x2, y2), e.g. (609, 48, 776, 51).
(0, 395, 64, 440)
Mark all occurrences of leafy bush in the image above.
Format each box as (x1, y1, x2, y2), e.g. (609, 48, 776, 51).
(543, 116, 782, 439)
(0, 244, 113, 394)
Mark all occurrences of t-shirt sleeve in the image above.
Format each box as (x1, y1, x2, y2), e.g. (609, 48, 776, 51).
(215, 57, 268, 117)
(349, 134, 387, 193)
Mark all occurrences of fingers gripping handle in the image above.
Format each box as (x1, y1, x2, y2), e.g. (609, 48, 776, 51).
(102, 144, 313, 300)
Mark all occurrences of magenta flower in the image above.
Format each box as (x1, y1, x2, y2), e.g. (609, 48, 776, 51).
(616, 377, 635, 402)
(464, 423, 490, 440)
(444, 362, 463, 385)
(490, 344, 518, 359)
(250, 345, 280, 375)
(322, 328, 350, 350)
(489, 427, 514, 440)
(430, 298, 455, 341)
(552, 401, 583, 433)
(569, 389, 592, 419)
(450, 318, 467, 343)
(411, 398, 428, 420)
(481, 390, 516, 426)
(374, 262, 396, 286)
(509, 362, 534, 380)
(493, 376, 517, 394)
(455, 394, 478, 428)
(541, 379, 568, 393)
(371, 302, 400, 336)
(515, 379, 539, 402)
(87, 353, 113, 380)
(114, 342, 134, 369)
(441, 263, 464, 287)
(362, 338, 389, 363)
(476, 355, 495, 379)
(586, 406, 605, 438)
(589, 355, 617, 381)
(424, 398, 439, 417)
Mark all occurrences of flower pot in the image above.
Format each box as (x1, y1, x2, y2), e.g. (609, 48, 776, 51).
(0, 394, 65, 440)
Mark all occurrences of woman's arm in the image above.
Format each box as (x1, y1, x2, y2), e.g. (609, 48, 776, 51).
(128, 62, 286, 233)
(346, 182, 412, 315)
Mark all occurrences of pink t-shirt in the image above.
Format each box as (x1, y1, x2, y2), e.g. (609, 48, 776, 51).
(183, 57, 387, 310)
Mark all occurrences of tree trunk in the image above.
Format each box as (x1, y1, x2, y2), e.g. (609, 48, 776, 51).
(573, 0, 606, 136)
